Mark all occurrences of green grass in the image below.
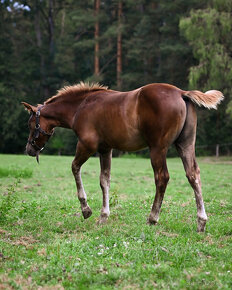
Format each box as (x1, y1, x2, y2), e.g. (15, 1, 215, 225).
(0, 166, 32, 178)
(0, 154, 231, 289)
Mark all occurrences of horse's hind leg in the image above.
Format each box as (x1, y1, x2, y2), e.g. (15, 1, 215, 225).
(148, 147, 169, 225)
(98, 149, 112, 224)
(72, 142, 95, 219)
(176, 143, 207, 232)
(175, 102, 207, 232)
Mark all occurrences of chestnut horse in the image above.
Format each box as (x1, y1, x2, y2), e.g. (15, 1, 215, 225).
(22, 82, 224, 232)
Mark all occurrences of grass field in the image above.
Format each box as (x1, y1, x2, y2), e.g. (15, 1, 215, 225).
(0, 154, 231, 289)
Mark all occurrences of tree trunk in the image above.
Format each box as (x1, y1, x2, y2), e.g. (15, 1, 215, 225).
(60, 9, 65, 37)
(34, 0, 46, 99)
(117, 0, 122, 90)
(48, 0, 55, 57)
(94, 0, 100, 76)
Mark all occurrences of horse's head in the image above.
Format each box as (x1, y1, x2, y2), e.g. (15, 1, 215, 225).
(22, 102, 54, 163)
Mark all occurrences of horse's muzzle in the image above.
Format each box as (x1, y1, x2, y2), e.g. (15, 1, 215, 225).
(26, 143, 37, 157)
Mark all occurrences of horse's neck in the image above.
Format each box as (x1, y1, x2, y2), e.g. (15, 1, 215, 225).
(43, 100, 78, 129)
(43, 90, 97, 129)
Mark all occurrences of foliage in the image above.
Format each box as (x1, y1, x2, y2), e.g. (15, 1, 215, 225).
(180, 0, 232, 147)
(0, 154, 231, 288)
(0, 0, 231, 155)
(179, 1, 232, 94)
(122, 0, 204, 89)
(0, 180, 19, 222)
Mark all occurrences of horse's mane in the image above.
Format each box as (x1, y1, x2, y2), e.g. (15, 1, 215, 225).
(44, 82, 108, 104)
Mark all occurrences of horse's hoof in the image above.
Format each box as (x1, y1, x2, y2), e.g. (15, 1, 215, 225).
(97, 215, 108, 225)
(82, 207, 92, 219)
(197, 218, 207, 232)
(147, 217, 158, 226)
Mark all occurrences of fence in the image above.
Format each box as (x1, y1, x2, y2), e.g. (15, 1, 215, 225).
(195, 143, 232, 157)
(120, 143, 232, 158)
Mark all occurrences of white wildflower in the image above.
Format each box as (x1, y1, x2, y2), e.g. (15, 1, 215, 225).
(123, 241, 129, 248)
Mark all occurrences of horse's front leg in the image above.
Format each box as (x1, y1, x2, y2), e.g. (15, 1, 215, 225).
(98, 150, 112, 224)
(72, 142, 94, 219)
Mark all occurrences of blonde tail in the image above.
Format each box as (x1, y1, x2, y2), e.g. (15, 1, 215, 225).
(183, 90, 224, 109)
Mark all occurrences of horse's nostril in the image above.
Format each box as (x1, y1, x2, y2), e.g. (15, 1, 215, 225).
(29, 150, 37, 157)
(26, 144, 37, 157)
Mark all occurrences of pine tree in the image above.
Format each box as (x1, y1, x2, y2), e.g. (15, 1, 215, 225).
(94, 0, 100, 77)
(117, 0, 123, 90)
(180, 0, 232, 147)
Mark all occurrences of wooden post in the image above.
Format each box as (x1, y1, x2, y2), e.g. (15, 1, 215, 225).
(216, 144, 219, 157)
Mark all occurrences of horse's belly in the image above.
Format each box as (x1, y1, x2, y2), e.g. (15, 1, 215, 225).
(118, 140, 147, 152)
(110, 131, 147, 152)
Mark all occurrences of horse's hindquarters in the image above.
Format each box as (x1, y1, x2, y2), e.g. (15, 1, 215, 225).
(138, 84, 187, 149)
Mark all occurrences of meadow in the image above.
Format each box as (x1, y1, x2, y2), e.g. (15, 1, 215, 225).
(0, 154, 231, 289)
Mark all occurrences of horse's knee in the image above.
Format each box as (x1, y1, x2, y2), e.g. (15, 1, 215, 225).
(186, 161, 200, 181)
(155, 171, 169, 192)
(72, 160, 80, 175)
(71, 160, 76, 171)
(100, 170, 110, 189)
(186, 172, 194, 184)
(186, 170, 200, 185)
(164, 171, 170, 184)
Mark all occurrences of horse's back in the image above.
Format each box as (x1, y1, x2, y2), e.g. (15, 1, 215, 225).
(73, 88, 145, 151)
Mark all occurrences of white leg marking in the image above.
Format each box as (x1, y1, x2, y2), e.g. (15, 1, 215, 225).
(99, 171, 110, 222)
(193, 176, 207, 232)
(99, 151, 112, 224)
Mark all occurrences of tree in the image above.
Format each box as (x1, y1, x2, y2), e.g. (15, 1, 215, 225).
(120, 0, 205, 91)
(117, 0, 122, 90)
(1, 0, 231, 155)
(0, 1, 31, 153)
(94, 0, 100, 77)
(180, 0, 232, 147)
(179, 0, 232, 95)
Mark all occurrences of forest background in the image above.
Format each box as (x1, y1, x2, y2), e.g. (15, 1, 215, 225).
(0, 0, 232, 156)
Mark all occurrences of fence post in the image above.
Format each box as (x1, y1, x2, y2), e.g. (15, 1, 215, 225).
(216, 144, 219, 157)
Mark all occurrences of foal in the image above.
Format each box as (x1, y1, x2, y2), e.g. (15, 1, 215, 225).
(22, 82, 224, 232)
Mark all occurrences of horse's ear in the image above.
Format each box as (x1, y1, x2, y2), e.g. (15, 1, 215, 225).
(21, 102, 37, 113)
